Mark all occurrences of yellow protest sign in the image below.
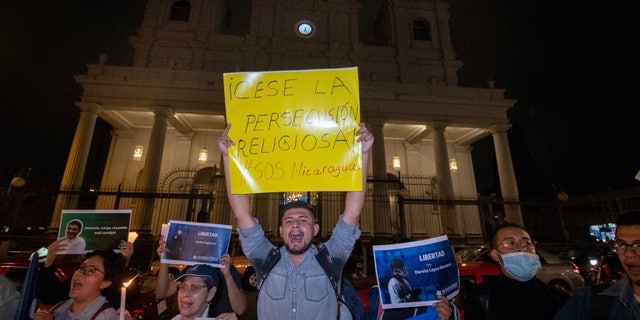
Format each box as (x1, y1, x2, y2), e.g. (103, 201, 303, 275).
(223, 67, 361, 194)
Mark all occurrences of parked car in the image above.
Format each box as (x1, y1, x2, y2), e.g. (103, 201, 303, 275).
(557, 244, 624, 285)
(230, 254, 257, 288)
(455, 245, 585, 293)
(456, 261, 501, 319)
(0, 254, 74, 294)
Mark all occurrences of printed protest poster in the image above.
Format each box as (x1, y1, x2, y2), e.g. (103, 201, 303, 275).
(161, 220, 233, 268)
(57, 210, 131, 254)
(373, 235, 459, 309)
(223, 67, 362, 194)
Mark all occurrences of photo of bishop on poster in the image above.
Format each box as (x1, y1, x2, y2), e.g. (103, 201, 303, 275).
(161, 220, 233, 268)
(373, 235, 459, 309)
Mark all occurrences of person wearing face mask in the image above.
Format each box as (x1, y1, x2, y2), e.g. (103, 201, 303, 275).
(463, 223, 569, 320)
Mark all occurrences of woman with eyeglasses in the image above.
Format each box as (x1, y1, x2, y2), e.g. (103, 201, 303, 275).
(170, 264, 237, 320)
(39, 238, 135, 309)
(34, 249, 125, 320)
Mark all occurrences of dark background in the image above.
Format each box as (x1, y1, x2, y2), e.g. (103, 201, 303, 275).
(0, 0, 638, 200)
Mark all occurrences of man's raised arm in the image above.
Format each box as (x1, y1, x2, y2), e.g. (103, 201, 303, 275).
(343, 122, 374, 226)
(217, 124, 255, 229)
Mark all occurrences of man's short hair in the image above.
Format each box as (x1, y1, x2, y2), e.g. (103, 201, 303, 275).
(489, 222, 528, 249)
(390, 258, 405, 270)
(616, 210, 640, 227)
(279, 200, 317, 222)
(68, 219, 83, 230)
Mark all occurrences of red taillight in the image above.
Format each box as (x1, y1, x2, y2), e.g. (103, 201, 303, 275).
(571, 263, 580, 274)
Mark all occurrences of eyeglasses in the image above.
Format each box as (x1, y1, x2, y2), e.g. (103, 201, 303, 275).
(611, 240, 640, 255)
(498, 238, 536, 250)
(177, 284, 208, 295)
(75, 264, 104, 276)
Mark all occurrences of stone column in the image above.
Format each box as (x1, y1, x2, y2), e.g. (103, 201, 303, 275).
(430, 121, 453, 195)
(368, 119, 393, 235)
(134, 107, 173, 232)
(430, 121, 458, 236)
(50, 103, 102, 230)
(490, 124, 523, 225)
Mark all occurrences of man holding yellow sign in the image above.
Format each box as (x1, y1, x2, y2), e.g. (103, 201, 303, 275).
(220, 67, 372, 320)
(218, 121, 373, 320)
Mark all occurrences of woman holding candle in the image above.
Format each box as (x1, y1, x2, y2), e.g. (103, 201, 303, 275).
(39, 239, 136, 309)
(34, 249, 125, 320)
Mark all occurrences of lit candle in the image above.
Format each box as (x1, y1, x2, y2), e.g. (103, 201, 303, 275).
(119, 285, 126, 320)
(120, 275, 137, 320)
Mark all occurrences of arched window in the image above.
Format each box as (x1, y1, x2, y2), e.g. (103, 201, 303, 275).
(170, 1, 191, 21)
(412, 19, 431, 41)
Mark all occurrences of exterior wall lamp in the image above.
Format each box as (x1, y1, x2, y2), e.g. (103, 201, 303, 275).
(198, 147, 208, 163)
(449, 158, 458, 172)
(198, 135, 209, 164)
(393, 154, 401, 172)
(133, 145, 144, 161)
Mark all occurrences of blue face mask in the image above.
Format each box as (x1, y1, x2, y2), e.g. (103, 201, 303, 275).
(499, 251, 541, 281)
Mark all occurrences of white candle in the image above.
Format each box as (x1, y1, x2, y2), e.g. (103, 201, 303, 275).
(120, 286, 126, 320)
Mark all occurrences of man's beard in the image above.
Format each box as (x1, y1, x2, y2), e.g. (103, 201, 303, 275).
(285, 242, 311, 255)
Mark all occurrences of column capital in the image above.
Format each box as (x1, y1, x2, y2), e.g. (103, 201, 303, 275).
(489, 123, 512, 133)
(152, 106, 175, 118)
(363, 117, 388, 129)
(428, 120, 450, 131)
(75, 102, 102, 114)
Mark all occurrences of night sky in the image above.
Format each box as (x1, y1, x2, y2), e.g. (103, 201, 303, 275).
(1, 1, 638, 199)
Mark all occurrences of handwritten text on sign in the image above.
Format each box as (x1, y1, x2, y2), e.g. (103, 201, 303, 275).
(223, 67, 361, 193)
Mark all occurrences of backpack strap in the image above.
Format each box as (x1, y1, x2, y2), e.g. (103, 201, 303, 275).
(257, 245, 351, 320)
(257, 245, 342, 298)
(256, 247, 281, 294)
(316, 245, 342, 298)
(590, 284, 612, 320)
